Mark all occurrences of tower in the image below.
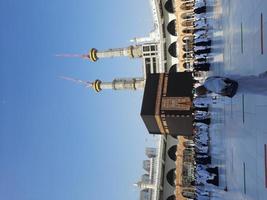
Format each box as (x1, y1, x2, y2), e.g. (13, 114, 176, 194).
(61, 76, 145, 92)
(87, 45, 143, 62)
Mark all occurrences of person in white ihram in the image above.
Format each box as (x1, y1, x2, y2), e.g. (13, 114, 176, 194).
(195, 143, 209, 154)
(194, 122, 209, 132)
(195, 170, 214, 185)
(195, 132, 209, 145)
(196, 72, 267, 97)
(194, 110, 210, 120)
(194, 0, 206, 8)
(196, 123, 209, 131)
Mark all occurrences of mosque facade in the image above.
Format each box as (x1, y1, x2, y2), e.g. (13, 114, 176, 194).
(63, 0, 197, 200)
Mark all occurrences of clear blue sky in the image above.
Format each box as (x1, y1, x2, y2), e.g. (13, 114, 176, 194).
(0, 1, 156, 200)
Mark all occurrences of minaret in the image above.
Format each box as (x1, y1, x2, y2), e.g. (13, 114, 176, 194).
(61, 76, 145, 92)
(134, 181, 157, 190)
(87, 45, 143, 62)
(56, 46, 142, 61)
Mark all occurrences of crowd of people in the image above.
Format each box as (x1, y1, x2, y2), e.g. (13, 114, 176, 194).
(181, 94, 223, 200)
(178, 0, 226, 199)
(177, 0, 267, 199)
(180, 0, 212, 74)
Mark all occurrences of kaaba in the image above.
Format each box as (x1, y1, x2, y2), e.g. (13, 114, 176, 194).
(141, 72, 194, 136)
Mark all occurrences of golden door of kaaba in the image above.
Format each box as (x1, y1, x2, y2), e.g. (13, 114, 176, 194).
(161, 97, 192, 111)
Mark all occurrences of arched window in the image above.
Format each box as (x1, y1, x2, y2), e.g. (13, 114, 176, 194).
(167, 20, 177, 36)
(181, 19, 194, 27)
(180, 2, 194, 11)
(182, 188, 196, 199)
(183, 62, 191, 70)
(182, 35, 194, 44)
(182, 52, 194, 59)
(181, 12, 194, 20)
(164, 0, 175, 13)
(166, 168, 176, 187)
(182, 28, 194, 34)
(168, 145, 177, 161)
(168, 42, 177, 58)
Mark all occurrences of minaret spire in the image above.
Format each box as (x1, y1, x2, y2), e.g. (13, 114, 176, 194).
(60, 76, 94, 88)
(87, 45, 143, 62)
(61, 76, 145, 92)
(55, 54, 89, 59)
(56, 45, 143, 62)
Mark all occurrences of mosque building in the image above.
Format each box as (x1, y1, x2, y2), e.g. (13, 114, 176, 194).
(134, 135, 195, 200)
(134, 136, 178, 200)
(61, 0, 267, 198)
(62, 0, 196, 200)
(63, 0, 194, 136)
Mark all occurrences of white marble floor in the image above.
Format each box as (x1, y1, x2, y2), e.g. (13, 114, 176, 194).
(208, 0, 267, 199)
